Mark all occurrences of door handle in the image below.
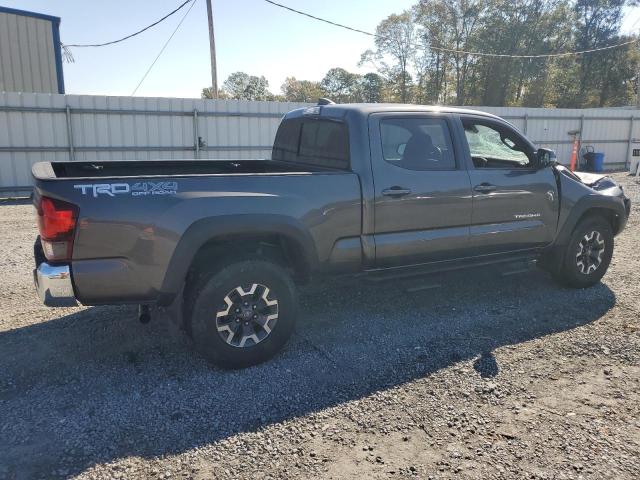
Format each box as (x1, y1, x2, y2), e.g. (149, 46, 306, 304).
(474, 183, 497, 193)
(382, 187, 412, 197)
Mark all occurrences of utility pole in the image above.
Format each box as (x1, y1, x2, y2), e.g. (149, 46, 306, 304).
(206, 0, 218, 99)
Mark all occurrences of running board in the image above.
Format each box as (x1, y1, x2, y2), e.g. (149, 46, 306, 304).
(361, 254, 539, 283)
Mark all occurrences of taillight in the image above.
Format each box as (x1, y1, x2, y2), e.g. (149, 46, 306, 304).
(36, 196, 79, 262)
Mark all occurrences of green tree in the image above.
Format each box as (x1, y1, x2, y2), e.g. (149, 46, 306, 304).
(320, 67, 362, 103)
(415, 0, 486, 105)
(360, 11, 416, 103)
(280, 77, 324, 102)
(221, 72, 272, 101)
(359, 73, 386, 102)
(574, 0, 628, 106)
(201, 87, 228, 99)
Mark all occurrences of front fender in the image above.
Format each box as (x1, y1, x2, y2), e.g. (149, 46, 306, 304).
(555, 194, 628, 247)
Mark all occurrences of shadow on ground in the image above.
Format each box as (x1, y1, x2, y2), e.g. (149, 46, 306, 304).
(0, 267, 615, 478)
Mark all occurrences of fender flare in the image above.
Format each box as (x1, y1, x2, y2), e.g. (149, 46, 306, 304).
(554, 194, 627, 247)
(159, 214, 318, 300)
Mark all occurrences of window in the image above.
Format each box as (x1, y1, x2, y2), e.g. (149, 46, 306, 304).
(271, 118, 300, 162)
(272, 118, 350, 169)
(380, 118, 456, 171)
(462, 119, 533, 169)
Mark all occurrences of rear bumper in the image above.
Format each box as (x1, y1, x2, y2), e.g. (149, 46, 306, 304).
(34, 262, 78, 307)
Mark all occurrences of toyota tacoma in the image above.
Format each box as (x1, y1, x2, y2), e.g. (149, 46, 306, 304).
(32, 102, 631, 368)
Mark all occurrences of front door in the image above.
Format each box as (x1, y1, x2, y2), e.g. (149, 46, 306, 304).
(369, 113, 473, 268)
(459, 115, 559, 254)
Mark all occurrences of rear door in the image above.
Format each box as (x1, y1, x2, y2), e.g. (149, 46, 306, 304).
(369, 113, 473, 267)
(458, 115, 559, 254)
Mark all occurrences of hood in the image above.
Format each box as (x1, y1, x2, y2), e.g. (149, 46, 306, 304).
(555, 165, 616, 190)
(572, 170, 608, 187)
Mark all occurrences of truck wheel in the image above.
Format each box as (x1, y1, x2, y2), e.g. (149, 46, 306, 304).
(554, 216, 613, 288)
(187, 259, 297, 369)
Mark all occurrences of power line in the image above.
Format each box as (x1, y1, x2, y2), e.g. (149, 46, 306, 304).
(131, 0, 198, 96)
(64, 0, 194, 48)
(263, 0, 373, 37)
(263, 0, 638, 59)
(420, 39, 638, 59)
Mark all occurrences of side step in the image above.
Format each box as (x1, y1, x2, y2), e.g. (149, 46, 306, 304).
(362, 255, 539, 284)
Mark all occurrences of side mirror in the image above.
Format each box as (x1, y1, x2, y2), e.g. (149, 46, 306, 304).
(537, 148, 557, 168)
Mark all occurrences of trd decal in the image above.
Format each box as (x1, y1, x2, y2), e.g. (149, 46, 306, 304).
(74, 182, 178, 197)
(74, 183, 130, 197)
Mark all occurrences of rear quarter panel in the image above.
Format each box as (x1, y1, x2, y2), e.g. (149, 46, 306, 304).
(35, 172, 362, 304)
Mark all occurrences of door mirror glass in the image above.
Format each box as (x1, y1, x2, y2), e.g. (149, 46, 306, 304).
(536, 148, 557, 168)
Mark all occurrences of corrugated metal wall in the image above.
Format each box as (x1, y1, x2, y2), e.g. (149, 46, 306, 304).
(0, 92, 307, 195)
(480, 106, 639, 172)
(1, 92, 639, 196)
(0, 9, 61, 94)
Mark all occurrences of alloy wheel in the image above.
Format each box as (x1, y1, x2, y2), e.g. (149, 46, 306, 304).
(575, 230, 605, 275)
(215, 283, 279, 348)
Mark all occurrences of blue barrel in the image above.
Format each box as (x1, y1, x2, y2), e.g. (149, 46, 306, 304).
(592, 152, 604, 172)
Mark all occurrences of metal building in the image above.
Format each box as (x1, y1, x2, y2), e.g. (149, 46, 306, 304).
(0, 6, 64, 94)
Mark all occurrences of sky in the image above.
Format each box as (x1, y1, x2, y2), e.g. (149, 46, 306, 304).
(2, 0, 415, 97)
(3, 0, 640, 99)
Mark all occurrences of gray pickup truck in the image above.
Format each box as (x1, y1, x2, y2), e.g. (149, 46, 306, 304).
(32, 102, 631, 368)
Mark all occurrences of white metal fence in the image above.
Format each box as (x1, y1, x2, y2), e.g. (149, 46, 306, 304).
(0, 92, 307, 195)
(1, 92, 639, 196)
(480, 105, 639, 173)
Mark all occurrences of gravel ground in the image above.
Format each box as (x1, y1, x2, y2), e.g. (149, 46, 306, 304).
(1, 173, 639, 480)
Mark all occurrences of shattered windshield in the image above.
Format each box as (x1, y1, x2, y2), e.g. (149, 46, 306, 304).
(464, 123, 530, 166)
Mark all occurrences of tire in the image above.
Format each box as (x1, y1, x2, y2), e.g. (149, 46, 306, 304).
(187, 259, 298, 369)
(553, 216, 614, 288)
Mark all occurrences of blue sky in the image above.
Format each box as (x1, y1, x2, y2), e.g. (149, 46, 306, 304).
(2, 0, 415, 97)
(4, 1, 640, 99)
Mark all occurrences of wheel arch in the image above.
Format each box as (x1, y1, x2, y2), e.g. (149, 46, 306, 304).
(542, 197, 624, 275)
(158, 214, 318, 305)
(555, 195, 626, 247)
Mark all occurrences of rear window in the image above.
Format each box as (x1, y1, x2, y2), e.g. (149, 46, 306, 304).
(272, 118, 350, 169)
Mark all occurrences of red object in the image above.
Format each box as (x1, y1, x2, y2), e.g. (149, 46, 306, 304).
(36, 196, 78, 261)
(569, 136, 579, 172)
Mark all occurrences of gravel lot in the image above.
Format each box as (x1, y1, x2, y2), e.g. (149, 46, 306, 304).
(1, 173, 639, 480)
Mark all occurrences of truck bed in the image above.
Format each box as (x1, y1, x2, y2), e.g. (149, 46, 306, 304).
(33, 159, 335, 180)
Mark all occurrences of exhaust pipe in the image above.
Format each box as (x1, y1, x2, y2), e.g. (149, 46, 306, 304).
(138, 304, 151, 324)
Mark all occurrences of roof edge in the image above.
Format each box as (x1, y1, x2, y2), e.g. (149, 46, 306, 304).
(282, 103, 505, 121)
(0, 6, 60, 24)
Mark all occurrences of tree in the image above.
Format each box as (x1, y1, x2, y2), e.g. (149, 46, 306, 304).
(201, 2, 638, 109)
(280, 77, 324, 102)
(415, 0, 486, 105)
(221, 72, 272, 101)
(320, 68, 361, 103)
(361, 11, 417, 103)
(574, 0, 627, 106)
(359, 73, 386, 102)
(201, 87, 228, 99)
